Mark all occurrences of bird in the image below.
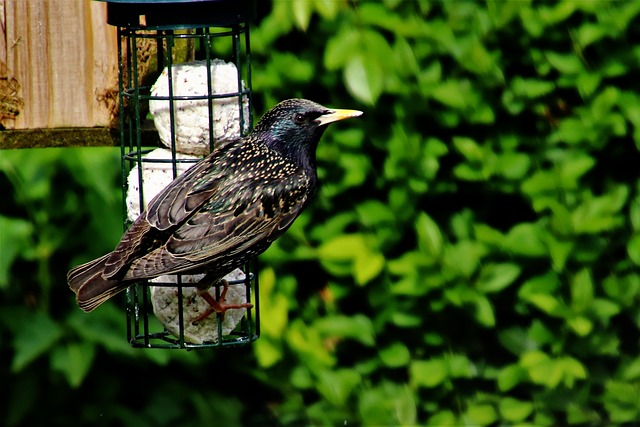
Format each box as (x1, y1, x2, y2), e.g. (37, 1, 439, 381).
(68, 98, 362, 319)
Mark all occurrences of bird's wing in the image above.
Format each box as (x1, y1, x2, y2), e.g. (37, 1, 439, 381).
(102, 142, 236, 279)
(123, 173, 310, 279)
(145, 154, 226, 231)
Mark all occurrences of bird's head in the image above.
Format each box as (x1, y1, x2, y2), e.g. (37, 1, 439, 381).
(252, 99, 362, 168)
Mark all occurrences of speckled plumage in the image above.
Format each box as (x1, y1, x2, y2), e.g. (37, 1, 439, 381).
(68, 99, 362, 312)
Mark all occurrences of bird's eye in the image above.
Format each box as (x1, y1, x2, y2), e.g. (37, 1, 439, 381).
(293, 113, 306, 124)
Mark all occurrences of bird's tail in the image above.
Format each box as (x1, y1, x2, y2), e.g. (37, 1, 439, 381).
(67, 254, 129, 312)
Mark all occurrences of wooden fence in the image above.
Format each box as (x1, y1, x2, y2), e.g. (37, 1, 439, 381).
(1, 0, 119, 148)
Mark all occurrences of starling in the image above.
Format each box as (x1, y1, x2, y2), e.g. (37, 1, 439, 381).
(68, 99, 362, 316)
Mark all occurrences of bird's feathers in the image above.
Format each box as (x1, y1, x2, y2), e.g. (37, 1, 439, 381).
(67, 254, 129, 311)
(68, 99, 361, 312)
(69, 137, 311, 305)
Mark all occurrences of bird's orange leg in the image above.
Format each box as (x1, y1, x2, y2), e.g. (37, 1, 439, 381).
(192, 280, 253, 325)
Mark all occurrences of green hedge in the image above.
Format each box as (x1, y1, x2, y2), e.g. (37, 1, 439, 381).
(2, 1, 640, 425)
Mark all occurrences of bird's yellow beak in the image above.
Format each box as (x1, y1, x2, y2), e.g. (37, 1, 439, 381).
(316, 108, 363, 126)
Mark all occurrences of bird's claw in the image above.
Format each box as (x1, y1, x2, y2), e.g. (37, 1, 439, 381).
(191, 281, 253, 325)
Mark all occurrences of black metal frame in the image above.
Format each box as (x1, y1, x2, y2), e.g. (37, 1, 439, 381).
(112, 1, 259, 349)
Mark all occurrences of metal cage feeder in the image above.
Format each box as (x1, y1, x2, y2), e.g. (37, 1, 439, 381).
(103, 0, 259, 349)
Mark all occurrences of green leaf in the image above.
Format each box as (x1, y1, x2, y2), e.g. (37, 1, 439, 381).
(570, 268, 594, 313)
(576, 23, 608, 47)
(359, 382, 417, 426)
(454, 163, 486, 181)
(452, 136, 484, 162)
(499, 397, 534, 422)
(391, 311, 422, 328)
(317, 233, 383, 285)
(410, 358, 448, 388)
(292, 0, 313, 30)
(591, 298, 621, 323)
(290, 365, 313, 390)
(354, 251, 385, 285)
(50, 342, 96, 388)
(267, 52, 315, 83)
(415, 212, 443, 259)
(544, 234, 574, 271)
(627, 233, 640, 265)
(0, 216, 34, 288)
(498, 364, 526, 391)
(603, 274, 640, 305)
(539, 2, 577, 25)
(313, 0, 340, 20)
(391, 384, 417, 425)
(511, 77, 555, 99)
(431, 79, 473, 109)
(622, 357, 640, 381)
(558, 154, 596, 186)
(315, 314, 376, 347)
(528, 320, 556, 346)
(590, 86, 619, 119)
(443, 240, 484, 278)
(450, 209, 474, 240)
(357, 2, 404, 31)
(568, 316, 593, 336)
(316, 368, 361, 406)
(520, 352, 587, 389)
(393, 36, 419, 77)
(577, 72, 601, 98)
(255, 338, 282, 369)
(423, 332, 444, 346)
(571, 185, 629, 234)
(324, 29, 361, 71)
(461, 37, 501, 79)
(559, 356, 587, 386)
(418, 61, 442, 90)
(603, 381, 640, 423)
(344, 55, 384, 104)
(379, 342, 411, 368)
(521, 170, 555, 198)
(356, 199, 394, 227)
(473, 295, 496, 327)
(526, 294, 565, 317)
(545, 50, 583, 74)
(474, 223, 505, 246)
(567, 404, 600, 425)
(520, 7, 544, 36)
(317, 234, 369, 260)
(427, 410, 457, 426)
(446, 353, 474, 378)
(388, 251, 433, 276)
(497, 151, 531, 180)
(464, 403, 498, 426)
(66, 305, 134, 356)
(520, 351, 563, 388)
(499, 327, 537, 355)
(286, 319, 336, 368)
(11, 311, 64, 372)
(257, 268, 290, 340)
(551, 118, 587, 145)
(486, 0, 529, 28)
(476, 263, 521, 293)
(504, 222, 546, 256)
(519, 271, 560, 297)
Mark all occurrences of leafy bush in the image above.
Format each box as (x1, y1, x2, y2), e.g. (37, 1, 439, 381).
(2, 1, 640, 425)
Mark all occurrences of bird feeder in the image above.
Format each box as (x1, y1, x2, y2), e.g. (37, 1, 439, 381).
(101, 0, 259, 349)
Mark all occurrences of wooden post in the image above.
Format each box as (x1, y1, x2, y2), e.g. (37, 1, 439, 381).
(1, 0, 119, 148)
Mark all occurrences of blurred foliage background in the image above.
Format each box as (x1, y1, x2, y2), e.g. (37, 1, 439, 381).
(2, 1, 640, 425)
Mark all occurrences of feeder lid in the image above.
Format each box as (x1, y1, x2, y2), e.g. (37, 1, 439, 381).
(98, 0, 255, 29)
